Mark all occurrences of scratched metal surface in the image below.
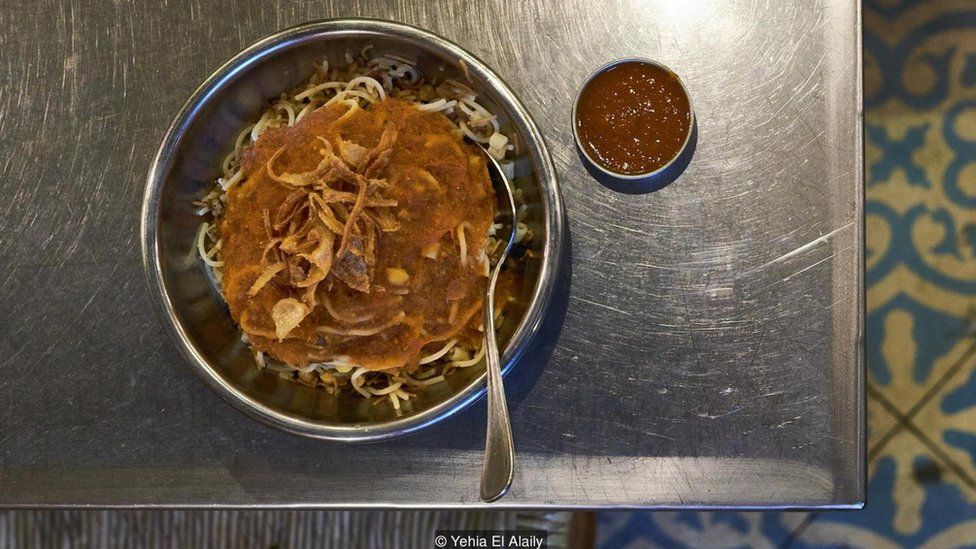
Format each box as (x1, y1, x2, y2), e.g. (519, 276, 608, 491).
(0, 0, 863, 508)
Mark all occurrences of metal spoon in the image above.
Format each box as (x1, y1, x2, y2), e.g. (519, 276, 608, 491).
(477, 146, 517, 502)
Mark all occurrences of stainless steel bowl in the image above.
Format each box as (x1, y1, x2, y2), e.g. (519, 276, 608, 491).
(141, 19, 563, 442)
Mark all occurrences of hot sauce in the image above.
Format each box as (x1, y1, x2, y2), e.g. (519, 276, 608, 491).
(575, 61, 692, 176)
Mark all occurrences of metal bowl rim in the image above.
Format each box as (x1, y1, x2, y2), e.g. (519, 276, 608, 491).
(140, 18, 564, 442)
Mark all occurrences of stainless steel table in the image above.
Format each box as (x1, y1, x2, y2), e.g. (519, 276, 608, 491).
(0, 0, 863, 508)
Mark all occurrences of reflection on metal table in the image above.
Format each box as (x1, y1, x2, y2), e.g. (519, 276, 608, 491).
(0, 0, 863, 508)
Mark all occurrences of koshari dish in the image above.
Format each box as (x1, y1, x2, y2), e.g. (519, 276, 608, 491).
(575, 60, 692, 176)
(221, 99, 494, 370)
(195, 52, 530, 413)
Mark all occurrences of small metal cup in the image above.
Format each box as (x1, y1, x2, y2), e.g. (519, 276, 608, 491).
(572, 58, 697, 193)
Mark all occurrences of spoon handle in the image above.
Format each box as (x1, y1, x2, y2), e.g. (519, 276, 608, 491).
(480, 285, 514, 502)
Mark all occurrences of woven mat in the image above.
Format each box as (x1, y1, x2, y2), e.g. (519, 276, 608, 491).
(0, 510, 570, 548)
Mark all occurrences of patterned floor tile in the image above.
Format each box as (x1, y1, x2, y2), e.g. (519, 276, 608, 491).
(941, 355, 976, 471)
(868, 389, 904, 461)
(796, 309, 976, 545)
(907, 345, 976, 474)
(864, 296, 973, 415)
(595, 511, 806, 549)
(792, 428, 976, 547)
(864, 291, 976, 461)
